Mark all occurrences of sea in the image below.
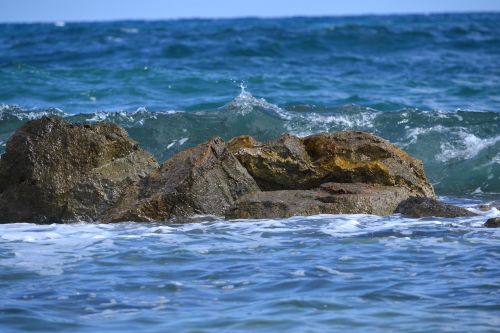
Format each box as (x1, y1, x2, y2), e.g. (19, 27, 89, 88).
(0, 13, 499, 333)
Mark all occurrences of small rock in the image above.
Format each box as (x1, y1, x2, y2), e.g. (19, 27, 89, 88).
(484, 217, 500, 228)
(475, 201, 500, 211)
(395, 197, 477, 218)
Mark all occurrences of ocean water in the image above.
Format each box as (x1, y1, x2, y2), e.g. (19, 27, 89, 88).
(0, 13, 499, 332)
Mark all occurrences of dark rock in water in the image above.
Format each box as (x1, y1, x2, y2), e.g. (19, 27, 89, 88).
(484, 217, 500, 228)
(476, 201, 500, 211)
(106, 137, 260, 222)
(395, 197, 476, 218)
(228, 132, 435, 198)
(226, 182, 417, 219)
(0, 117, 159, 223)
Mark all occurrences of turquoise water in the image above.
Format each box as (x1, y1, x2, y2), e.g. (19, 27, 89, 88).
(0, 13, 499, 332)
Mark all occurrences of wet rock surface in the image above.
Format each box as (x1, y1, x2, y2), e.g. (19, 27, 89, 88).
(105, 137, 260, 222)
(229, 132, 435, 198)
(226, 182, 417, 219)
(395, 197, 477, 218)
(484, 217, 500, 228)
(0, 118, 448, 223)
(0, 117, 158, 223)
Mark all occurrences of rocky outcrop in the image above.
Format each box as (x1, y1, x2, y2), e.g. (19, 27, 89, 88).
(105, 137, 260, 222)
(226, 182, 418, 219)
(484, 217, 500, 228)
(0, 117, 158, 223)
(0, 118, 443, 223)
(228, 132, 435, 198)
(395, 197, 476, 218)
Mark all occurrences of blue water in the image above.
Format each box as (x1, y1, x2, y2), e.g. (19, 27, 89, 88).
(0, 13, 499, 332)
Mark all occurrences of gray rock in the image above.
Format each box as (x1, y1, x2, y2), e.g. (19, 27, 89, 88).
(106, 137, 260, 222)
(226, 182, 417, 219)
(0, 117, 159, 223)
(484, 217, 500, 228)
(395, 197, 476, 218)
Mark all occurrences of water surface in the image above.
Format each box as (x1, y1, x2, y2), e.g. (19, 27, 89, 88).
(0, 13, 499, 332)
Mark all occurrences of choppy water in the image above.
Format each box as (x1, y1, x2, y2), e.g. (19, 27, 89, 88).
(0, 13, 499, 333)
(1, 207, 499, 333)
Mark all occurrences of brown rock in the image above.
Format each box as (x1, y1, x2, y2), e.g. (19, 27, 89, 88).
(106, 137, 260, 222)
(0, 117, 159, 223)
(230, 132, 436, 198)
(484, 217, 500, 228)
(395, 197, 476, 218)
(226, 182, 417, 219)
(227, 135, 260, 153)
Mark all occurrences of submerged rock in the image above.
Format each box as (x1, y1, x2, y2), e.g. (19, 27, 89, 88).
(228, 132, 435, 198)
(106, 137, 260, 222)
(395, 197, 476, 218)
(484, 217, 500, 228)
(0, 117, 158, 223)
(226, 182, 417, 219)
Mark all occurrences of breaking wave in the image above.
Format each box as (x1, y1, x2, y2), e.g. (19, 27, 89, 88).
(0, 89, 498, 196)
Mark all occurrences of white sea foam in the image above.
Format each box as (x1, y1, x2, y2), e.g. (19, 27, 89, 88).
(0, 105, 67, 120)
(0, 204, 497, 277)
(315, 265, 354, 277)
(436, 132, 500, 162)
(315, 111, 378, 128)
(85, 108, 183, 123)
(225, 84, 292, 119)
(290, 269, 306, 277)
(405, 125, 447, 145)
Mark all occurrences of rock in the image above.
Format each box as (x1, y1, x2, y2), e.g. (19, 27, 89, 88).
(0, 124, 440, 223)
(106, 137, 260, 222)
(226, 182, 417, 219)
(395, 197, 477, 218)
(229, 132, 435, 198)
(227, 135, 259, 152)
(484, 217, 500, 228)
(475, 201, 500, 211)
(0, 117, 159, 223)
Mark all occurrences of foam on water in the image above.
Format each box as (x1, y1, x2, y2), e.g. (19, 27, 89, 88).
(436, 132, 500, 162)
(0, 204, 498, 332)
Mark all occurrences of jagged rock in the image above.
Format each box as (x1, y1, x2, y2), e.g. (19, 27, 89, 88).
(226, 182, 417, 219)
(106, 137, 260, 222)
(0, 124, 441, 223)
(0, 117, 159, 223)
(484, 217, 500, 228)
(228, 132, 435, 198)
(395, 197, 476, 218)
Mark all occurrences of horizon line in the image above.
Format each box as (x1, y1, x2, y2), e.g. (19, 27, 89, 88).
(1, 10, 498, 25)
